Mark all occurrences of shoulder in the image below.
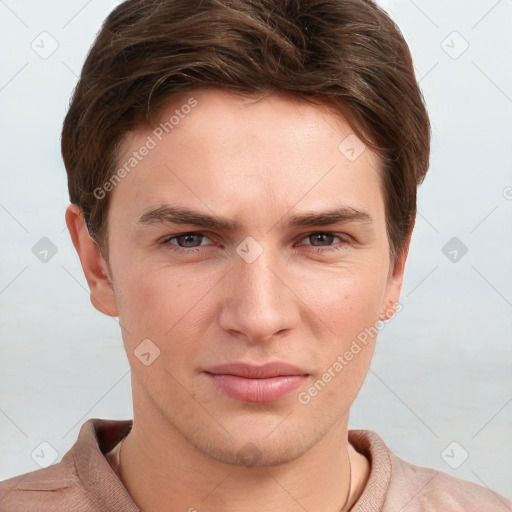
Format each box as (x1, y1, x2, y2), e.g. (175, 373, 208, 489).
(385, 443, 512, 512)
(0, 417, 136, 511)
(0, 456, 94, 511)
(349, 429, 512, 512)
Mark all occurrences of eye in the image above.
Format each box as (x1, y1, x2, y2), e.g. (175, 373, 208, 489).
(159, 231, 351, 256)
(295, 232, 352, 253)
(161, 232, 214, 254)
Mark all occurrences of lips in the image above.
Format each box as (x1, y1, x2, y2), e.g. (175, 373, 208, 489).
(203, 362, 309, 379)
(203, 362, 309, 403)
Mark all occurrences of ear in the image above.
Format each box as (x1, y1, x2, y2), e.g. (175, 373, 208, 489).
(65, 203, 119, 317)
(379, 236, 410, 321)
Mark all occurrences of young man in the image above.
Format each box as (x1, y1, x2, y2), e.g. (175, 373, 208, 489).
(1, 0, 510, 511)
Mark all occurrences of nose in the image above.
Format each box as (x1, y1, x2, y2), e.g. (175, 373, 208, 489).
(217, 246, 300, 344)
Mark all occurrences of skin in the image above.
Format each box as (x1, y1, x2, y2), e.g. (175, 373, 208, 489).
(66, 88, 409, 512)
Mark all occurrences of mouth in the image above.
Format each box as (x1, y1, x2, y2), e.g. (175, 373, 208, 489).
(202, 362, 309, 403)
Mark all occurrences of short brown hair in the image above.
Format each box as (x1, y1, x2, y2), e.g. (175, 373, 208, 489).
(62, 0, 430, 265)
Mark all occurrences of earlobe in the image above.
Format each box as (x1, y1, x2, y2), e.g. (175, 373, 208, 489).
(65, 204, 119, 317)
(379, 298, 401, 321)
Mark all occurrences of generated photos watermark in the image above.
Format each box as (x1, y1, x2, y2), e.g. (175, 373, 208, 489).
(93, 97, 198, 200)
(298, 301, 403, 405)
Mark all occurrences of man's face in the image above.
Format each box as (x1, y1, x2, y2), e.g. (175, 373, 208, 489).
(103, 88, 404, 466)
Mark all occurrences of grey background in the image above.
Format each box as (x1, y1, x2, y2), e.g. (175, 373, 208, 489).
(1, 0, 511, 502)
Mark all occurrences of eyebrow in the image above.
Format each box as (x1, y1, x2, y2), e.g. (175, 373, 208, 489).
(136, 205, 372, 230)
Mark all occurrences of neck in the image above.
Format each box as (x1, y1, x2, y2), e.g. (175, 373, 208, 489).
(115, 412, 369, 512)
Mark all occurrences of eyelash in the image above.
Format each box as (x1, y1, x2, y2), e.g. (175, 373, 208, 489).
(160, 231, 352, 255)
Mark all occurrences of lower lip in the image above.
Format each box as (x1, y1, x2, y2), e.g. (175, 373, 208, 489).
(204, 373, 308, 403)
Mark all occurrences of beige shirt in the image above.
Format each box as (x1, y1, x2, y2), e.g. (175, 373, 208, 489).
(1, 418, 510, 511)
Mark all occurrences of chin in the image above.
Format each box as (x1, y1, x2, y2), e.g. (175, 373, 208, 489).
(181, 416, 323, 468)
(196, 435, 310, 468)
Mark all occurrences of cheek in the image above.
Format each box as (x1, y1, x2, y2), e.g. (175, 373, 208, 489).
(296, 272, 382, 412)
(112, 263, 172, 339)
(296, 265, 388, 343)
(114, 264, 219, 358)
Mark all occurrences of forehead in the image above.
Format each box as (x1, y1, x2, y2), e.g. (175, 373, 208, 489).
(108, 88, 384, 229)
